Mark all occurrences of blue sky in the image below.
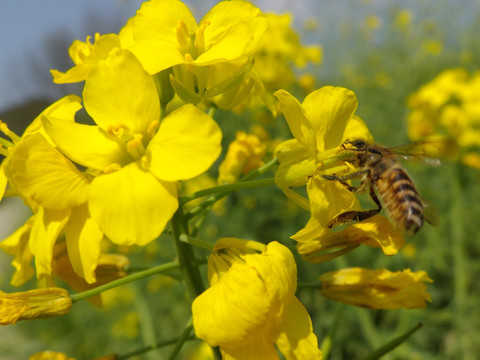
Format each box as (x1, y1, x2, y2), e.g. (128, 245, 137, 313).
(0, 0, 312, 112)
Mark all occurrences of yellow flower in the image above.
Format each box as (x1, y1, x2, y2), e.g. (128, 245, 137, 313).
(4, 133, 102, 283)
(274, 87, 372, 230)
(252, 13, 322, 91)
(128, 0, 267, 74)
(0, 288, 72, 325)
(319, 267, 433, 310)
(192, 238, 322, 359)
(50, 33, 123, 83)
(30, 351, 75, 360)
(42, 49, 222, 246)
(218, 131, 267, 184)
(1, 96, 106, 284)
(295, 215, 405, 262)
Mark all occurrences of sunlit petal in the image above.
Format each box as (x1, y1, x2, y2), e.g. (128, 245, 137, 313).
(302, 86, 358, 151)
(89, 162, 178, 246)
(147, 104, 222, 181)
(83, 48, 159, 135)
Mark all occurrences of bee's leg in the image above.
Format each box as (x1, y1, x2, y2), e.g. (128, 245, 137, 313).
(327, 183, 382, 228)
(321, 170, 370, 192)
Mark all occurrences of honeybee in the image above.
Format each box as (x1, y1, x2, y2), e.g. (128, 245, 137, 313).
(322, 139, 441, 236)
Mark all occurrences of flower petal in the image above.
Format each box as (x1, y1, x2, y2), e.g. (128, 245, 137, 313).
(89, 162, 178, 246)
(302, 86, 358, 151)
(274, 297, 322, 360)
(274, 90, 316, 149)
(147, 104, 222, 181)
(0, 217, 35, 286)
(220, 337, 277, 360)
(129, 0, 197, 73)
(64, 204, 103, 284)
(5, 133, 90, 210)
(196, 1, 267, 65)
(306, 176, 358, 229)
(29, 207, 70, 278)
(192, 262, 271, 346)
(320, 267, 433, 309)
(42, 115, 130, 171)
(83, 48, 159, 135)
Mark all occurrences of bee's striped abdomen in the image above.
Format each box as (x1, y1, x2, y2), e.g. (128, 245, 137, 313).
(376, 166, 424, 236)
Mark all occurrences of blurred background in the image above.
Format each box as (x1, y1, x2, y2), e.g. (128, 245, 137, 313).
(1, 0, 480, 359)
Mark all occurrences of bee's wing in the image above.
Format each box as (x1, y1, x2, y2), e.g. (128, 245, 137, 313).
(422, 198, 440, 227)
(388, 139, 457, 164)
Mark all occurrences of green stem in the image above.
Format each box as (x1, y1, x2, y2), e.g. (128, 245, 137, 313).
(450, 163, 468, 359)
(359, 322, 423, 360)
(181, 178, 275, 203)
(167, 317, 194, 360)
(320, 304, 344, 360)
(170, 206, 205, 300)
(185, 158, 278, 218)
(179, 234, 214, 251)
(116, 335, 196, 360)
(70, 261, 179, 303)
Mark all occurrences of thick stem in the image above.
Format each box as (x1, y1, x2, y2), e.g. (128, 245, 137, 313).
(170, 205, 205, 300)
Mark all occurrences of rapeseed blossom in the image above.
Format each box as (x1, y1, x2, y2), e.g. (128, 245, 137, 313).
(407, 68, 480, 168)
(43, 49, 222, 246)
(319, 267, 433, 309)
(192, 238, 321, 359)
(0, 288, 72, 325)
(274, 86, 403, 260)
(218, 131, 267, 184)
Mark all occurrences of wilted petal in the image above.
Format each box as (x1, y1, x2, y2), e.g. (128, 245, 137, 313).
(319, 267, 433, 309)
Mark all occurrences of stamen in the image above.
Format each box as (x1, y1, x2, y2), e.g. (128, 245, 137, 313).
(0, 121, 20, 143)
(176, 21, 191, 54)
(147, 120, 159, 139)
(103, 163, 122, 174)
(126, 134, 146, 160)
(194, 20, 210, 55)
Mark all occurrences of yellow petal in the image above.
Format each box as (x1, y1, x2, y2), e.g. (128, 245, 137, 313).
(274, 297, 322, 360)
(51, 34, 121, 84)
(200, 1, 267, 60)
(302, 86, 358, 152)
(83, 49, 159, 135)
(5, 134, 90, 210)
(42, 115, 130, 171)
(352, 215, 405, 255)
(0, 164, 7, 202)
(23, 95, 83, 139)
(220, 336, 277, 360)
(306, 176, 358, 229)
(64, 204, 103, 284)
(129, 0, 197, 73)
(342, 115, 373, 143)
(147, 104, 222, 181)
(0, 216, 35, 286)
(89, 162, 178, 246)
(274, 90, 316, 149)
(192, 262, 271, 346)
(274, 139, 317, 189)
(319, 267, 433, 309)
(29, 207, 70, 278)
